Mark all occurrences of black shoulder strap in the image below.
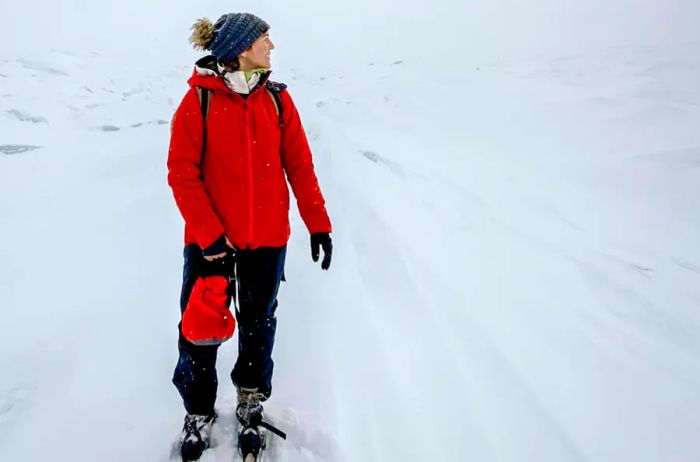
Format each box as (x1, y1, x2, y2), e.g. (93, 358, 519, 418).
(271, 90, 284, 129)
(265, 81, 287, 129)
(196, 87, 211, 160)
(199, 87, 210, 119)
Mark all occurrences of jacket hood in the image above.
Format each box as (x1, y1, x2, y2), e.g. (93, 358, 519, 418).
(187, 55, 271, 94)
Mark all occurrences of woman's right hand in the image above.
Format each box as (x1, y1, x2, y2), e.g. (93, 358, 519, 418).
(203, 235, 234, 261)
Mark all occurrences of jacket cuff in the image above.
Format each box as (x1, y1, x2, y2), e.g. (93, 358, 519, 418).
(306, 214, 333, 235)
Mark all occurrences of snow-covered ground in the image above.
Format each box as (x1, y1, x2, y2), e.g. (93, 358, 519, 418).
(2, 1, 700, 461)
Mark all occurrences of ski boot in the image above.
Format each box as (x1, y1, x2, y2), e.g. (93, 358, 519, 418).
(179, 413, 216, 461)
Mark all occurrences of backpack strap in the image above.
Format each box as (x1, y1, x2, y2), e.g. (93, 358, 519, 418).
(265, 80, 287, 129)
(196, 87, 211, 161)
(196, 87, 211, 119)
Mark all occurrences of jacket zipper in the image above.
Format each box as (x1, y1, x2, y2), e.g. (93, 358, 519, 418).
(245, 101, 254, 248)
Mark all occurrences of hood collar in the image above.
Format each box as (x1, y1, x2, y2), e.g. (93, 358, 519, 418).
(188, 55, 271, 96)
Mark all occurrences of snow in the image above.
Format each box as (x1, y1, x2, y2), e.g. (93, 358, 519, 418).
(2, 1, 700, 461)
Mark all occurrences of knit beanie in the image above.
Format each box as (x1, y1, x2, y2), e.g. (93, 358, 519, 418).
(189, 13, 270, 64)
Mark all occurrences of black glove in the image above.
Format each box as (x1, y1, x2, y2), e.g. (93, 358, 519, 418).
(202, 234, 235, 259)
(310, 233, 333, 270)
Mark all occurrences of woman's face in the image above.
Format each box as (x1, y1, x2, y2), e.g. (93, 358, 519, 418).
(240, 32, 275, 70)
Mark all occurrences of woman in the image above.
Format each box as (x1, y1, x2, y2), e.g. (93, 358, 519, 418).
(167, 12, 333, 461)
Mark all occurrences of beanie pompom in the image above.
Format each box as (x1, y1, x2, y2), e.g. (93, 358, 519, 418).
(189, 18, 215, 50)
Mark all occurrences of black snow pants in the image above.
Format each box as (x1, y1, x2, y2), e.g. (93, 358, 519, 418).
(172, 243, 286, 416)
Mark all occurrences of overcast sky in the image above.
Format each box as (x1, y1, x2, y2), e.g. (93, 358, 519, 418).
(1, 1, 699, 64)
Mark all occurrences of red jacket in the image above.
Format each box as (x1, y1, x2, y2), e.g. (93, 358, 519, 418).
(167, 69, 332, 250)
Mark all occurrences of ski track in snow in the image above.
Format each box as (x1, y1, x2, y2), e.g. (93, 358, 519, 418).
(2, 33, 700, 462)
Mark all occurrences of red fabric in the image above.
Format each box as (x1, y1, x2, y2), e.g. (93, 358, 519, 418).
(167, 70, 332, 250)
(181, 275, 236, 345)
